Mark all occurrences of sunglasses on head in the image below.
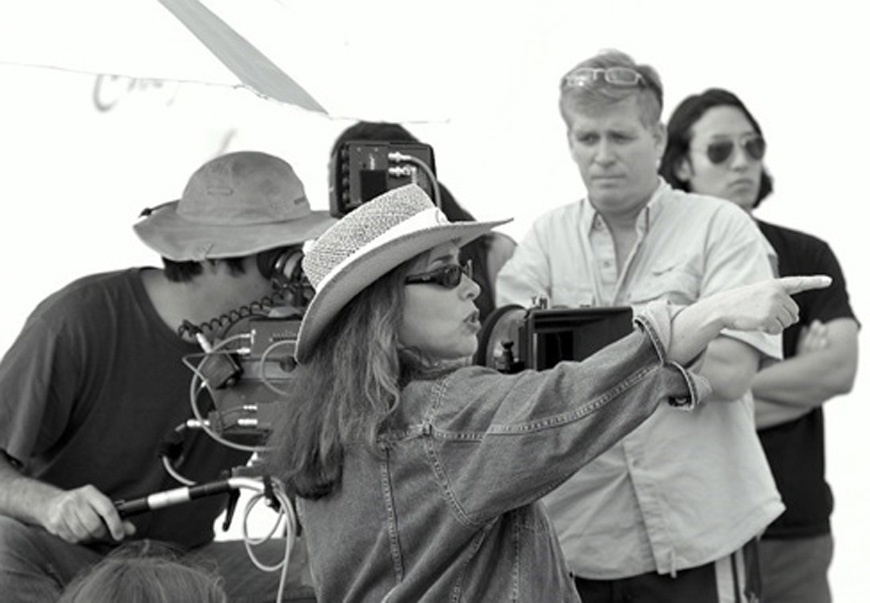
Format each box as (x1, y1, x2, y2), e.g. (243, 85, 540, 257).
(405, 260, 473, 289)
(699, 135, 766, 165)
(562, 67, 646, 89)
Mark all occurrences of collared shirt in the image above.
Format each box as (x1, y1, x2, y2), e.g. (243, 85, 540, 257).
(300, 305, 711, 602)
(496, 180, 785, 578)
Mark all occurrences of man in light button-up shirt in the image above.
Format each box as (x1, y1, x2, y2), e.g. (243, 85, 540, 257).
(497, 49, 784, 603)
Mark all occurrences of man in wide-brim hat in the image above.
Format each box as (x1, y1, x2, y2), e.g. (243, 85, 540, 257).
(0, 151, 333, 602)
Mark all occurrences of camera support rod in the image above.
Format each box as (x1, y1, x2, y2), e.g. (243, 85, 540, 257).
(114, 476, 268, 518)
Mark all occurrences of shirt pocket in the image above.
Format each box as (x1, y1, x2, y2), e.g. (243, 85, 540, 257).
(629, 258, 700, 305)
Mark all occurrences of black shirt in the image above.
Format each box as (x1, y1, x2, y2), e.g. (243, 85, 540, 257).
(756, 220, 858, 538)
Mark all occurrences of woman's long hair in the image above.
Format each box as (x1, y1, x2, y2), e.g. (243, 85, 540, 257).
(266, 256, 428, 500)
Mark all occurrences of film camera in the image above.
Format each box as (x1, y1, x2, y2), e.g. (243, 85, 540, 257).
(186, 140, 441, 450)
(180, 247, 311, 450)
(191, 312, 301, 446)
(329, 140, 438, 216)
(189, 140, 439, 446)
(131, 144, 444, 522)
(115, 250, 311, 523)
(475, 299, 634, 373)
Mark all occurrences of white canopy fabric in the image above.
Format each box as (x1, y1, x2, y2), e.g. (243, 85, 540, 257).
(0, 0, 327, 114)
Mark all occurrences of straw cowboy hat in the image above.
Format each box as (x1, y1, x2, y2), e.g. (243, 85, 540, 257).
(134, 151, 335, 261)
(295, 183, 511, 361)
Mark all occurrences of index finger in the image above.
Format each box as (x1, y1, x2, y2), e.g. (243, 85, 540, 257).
(777, 275, 832, 295)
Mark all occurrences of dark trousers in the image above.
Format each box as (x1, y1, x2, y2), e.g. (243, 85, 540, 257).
(759, 534, 833, 603)
(573, 539, 761, 603)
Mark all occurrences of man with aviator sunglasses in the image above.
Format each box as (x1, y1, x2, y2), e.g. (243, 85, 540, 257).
(703, 134, 766, 165)
(662, 87, 859, 603)
(498, 50, 787, 603)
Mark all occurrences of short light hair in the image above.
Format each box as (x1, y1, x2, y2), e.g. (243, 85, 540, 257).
(559, 49, 664, 129)
(58, 543, 227, 603)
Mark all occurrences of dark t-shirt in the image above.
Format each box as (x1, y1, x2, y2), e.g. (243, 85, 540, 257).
(756, 220, 858, 538)
(0, 269, 250, 548)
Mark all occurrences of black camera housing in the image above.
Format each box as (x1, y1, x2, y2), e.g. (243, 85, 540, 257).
(203, 314, 302, 444)
(328, 140, 437, 217)
(476, 305, 634, 373)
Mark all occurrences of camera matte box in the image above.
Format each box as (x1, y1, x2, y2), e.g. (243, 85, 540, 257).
(519, 307, 634, 369)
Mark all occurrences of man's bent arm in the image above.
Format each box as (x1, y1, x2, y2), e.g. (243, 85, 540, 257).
(754, 318, 858, 429)
(696, 337, 761, 403)
(0, 451, 61, 526)
(754, 398, 814, 429)
(753, 318, 858, 407)
(0, 450, 133, 543)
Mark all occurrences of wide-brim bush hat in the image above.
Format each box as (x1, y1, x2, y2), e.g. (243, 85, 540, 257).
(295, 183, 511, 361)
(134, 151, 336, 261)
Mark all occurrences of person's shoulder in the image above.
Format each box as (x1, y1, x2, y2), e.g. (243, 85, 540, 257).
(59, 268, 138, 296)
(68, 268, 137, 288)
(484, 231, 517, 283)
(486, 231, 517, 255)
(667, 186, 741, 213)
(36, 269, 139, 313)
(529, 200, 582, 228)
(662, 188, 753, 230)
(755, 219, 830, 247)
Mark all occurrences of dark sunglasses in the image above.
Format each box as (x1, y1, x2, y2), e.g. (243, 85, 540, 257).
(699, 135, 766, 165)
(405, 260, 473, 289)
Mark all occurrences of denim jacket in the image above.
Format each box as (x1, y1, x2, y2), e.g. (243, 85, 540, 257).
(300, 304, 710, 602)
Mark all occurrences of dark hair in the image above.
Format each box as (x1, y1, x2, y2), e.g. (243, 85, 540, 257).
(329, 122, 507, 320)
(163, 244, 301, 283)
(660, 88, 774, 207)
(162, 257, 247, 283)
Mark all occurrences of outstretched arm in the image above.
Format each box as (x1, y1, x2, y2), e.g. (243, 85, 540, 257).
(0, 451, 134, 544)
(666, 276, 832, 366)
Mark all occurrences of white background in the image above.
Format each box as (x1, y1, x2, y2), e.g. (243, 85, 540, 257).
(1, 1, 866, 599)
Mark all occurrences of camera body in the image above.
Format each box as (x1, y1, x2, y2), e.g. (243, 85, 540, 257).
(476, 303, 634, 373)
(190, 142, 441, 448)
(209, 313, 301, 442)
(328, 140, 437, 217)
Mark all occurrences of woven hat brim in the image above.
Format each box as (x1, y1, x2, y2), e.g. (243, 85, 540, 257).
(134, 201, 337, 261)
(295, 219, 510, 361)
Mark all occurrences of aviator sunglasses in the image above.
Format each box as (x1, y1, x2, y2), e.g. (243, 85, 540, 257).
(406, 260, 473, 289)
(697, 135, 766, 165)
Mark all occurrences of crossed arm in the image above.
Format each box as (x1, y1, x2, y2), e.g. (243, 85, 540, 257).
(753, 318, 859, 429)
